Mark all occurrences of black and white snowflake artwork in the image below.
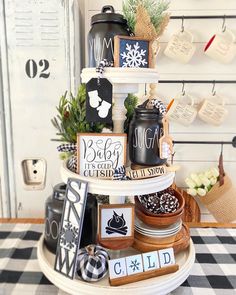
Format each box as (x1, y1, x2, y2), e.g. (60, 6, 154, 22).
(60, 221, 79, 250)
(129, 259, 141, 271)
(119, 40, 149, 68)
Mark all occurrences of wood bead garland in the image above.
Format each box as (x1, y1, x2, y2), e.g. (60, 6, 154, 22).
(77, 244, 110, 282)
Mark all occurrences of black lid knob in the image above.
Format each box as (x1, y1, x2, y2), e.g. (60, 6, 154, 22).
(91, 5, 127, 25)
(53, 183, 66, 201)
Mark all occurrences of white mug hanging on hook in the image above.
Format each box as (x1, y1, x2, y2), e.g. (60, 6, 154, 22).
(198, 87, 228, 126)
(204, 18, 236, 64)
(164, 18, 196, 63)
(166, 90, 198, 126)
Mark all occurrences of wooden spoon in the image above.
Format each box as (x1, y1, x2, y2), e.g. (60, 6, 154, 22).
(159, 116, 173, 159)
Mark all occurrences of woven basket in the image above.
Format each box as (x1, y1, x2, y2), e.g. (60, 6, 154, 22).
(198, 175, 236, 223)
(197, 152, 236, 223)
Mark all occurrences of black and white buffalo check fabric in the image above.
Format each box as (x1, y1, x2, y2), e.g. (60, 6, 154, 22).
(0, 224, 236, 294)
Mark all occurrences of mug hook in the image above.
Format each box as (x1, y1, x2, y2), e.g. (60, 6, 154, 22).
(181, 81, 186, 96)
(212, 80, 216, 96)
(181, 16, 185, 32)
(221, 142, 224, 154)
(222, 15, 226, 32)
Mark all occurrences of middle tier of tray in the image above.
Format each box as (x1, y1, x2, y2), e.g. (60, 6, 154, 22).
(61, 160, 175, 196)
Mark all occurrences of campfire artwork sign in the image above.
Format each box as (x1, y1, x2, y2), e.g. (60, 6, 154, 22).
(77, 133, 127, 178)
(99, 204, 134, 240)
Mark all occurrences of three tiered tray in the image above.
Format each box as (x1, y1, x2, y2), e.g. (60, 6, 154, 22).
(37, 68, 195, 294)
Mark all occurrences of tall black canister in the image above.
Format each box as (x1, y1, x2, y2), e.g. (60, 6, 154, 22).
(88, 5, 132, 67)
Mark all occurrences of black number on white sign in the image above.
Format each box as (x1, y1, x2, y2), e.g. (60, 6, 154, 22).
(25, 59, 50, 79)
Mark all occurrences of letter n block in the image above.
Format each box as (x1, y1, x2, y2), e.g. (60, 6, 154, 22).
(108, 258, 127, 280)
(158, 247, 175, 268)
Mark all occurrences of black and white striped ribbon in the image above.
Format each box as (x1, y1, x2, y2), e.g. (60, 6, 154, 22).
(67, 155, 77, 172)
(113, 166, 131, 181)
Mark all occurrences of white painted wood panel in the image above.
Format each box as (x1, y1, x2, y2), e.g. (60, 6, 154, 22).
(0, 0, 81, 217)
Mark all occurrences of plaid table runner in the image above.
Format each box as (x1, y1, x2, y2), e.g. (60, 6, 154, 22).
(0, 224, 235, 295)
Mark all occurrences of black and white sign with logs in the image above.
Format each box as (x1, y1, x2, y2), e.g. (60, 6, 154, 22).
(86, 78, 112, 123)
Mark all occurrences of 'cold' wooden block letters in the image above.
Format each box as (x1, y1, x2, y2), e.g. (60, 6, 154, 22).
(108, 247, 178, 286)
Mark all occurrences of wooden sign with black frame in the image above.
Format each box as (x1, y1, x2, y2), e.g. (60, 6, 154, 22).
(98, 204, 135, 250)
(114, 35, 152, 68)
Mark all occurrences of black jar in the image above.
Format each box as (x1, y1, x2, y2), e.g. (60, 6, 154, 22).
(44, 183, 66, 253)
(129, 107, 167, 166)
(88, 5, 131, 67)
(44, 183, 98, 253)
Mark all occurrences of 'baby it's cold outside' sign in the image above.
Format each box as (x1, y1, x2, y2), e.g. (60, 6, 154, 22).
(77, 133, 127, 178)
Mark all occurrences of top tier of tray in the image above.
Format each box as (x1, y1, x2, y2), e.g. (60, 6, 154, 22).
(81, 67, 159, 84)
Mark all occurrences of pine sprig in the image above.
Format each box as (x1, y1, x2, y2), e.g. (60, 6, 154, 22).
(51, 84, 105, 143)
(123, 0, 170, 34)
(51, 84, 138, 143)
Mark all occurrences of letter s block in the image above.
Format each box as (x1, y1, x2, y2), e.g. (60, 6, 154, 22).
(158, 248, 175, 268)
(108, 258, 127, 280)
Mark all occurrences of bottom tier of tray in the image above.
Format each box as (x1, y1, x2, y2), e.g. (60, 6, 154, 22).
(37, 235, 195, 295)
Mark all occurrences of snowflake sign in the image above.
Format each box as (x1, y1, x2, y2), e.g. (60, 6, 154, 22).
(114, 36, 151, 68)
(121, 42, 147, 67)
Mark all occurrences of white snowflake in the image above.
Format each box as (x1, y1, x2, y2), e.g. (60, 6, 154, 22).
(120, 42, 147, 68)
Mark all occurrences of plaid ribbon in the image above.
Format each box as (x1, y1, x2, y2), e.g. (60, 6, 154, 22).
(57, 143, 77, 153)
(113, 166, 131, 181)
(96, 59, 114, 84)
(147, 99, 167, 115)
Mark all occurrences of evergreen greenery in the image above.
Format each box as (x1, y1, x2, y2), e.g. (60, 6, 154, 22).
(123, 0, 170, 33)
(51, 84, 105, 143)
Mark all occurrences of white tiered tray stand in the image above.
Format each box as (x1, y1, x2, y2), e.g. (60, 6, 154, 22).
(37, 68, 195, 293)
(81, 68, 159, 133)
(37, 235, 195, 295)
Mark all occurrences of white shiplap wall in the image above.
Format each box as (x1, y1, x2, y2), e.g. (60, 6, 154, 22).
(85, 0, 236, 222)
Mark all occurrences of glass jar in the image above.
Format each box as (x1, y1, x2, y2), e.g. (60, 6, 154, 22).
(44, 183, 98, 253)
(88, 5, 131, 67)
(129, 107, 167, 166)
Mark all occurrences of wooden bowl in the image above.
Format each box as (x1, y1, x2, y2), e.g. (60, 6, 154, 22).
(135, 200, 184, 228)
(135, 188, 185, 218)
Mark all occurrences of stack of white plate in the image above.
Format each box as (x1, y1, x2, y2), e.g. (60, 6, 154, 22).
(135, 218, 182, 238)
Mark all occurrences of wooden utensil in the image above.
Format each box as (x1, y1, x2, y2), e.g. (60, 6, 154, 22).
(159, 116, 173, 159)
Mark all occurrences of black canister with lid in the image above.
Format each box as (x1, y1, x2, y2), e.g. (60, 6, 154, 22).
(44, 183, 66, 253)
(44, 183, 98, 253)
(88, 5, 132, 67)
(129, 107, 167, 166)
